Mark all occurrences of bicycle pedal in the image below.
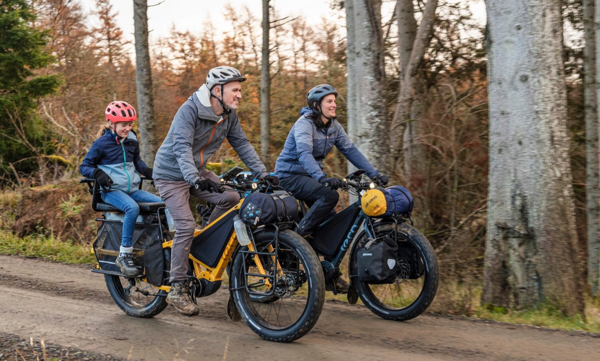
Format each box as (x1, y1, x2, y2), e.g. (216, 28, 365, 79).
(227, 294, 241, 322)
(347, 286, 359, 305)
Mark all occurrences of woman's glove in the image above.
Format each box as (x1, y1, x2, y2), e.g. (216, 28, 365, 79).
(374, 174, 389, 186)
(319, 177, 343, 190)
(93, 169, 113, 189)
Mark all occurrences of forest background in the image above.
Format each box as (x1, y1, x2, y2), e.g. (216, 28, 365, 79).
(1, 0, 599, 330)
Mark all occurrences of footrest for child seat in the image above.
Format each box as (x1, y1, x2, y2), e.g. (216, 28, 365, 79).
(91, 268, 124, 277)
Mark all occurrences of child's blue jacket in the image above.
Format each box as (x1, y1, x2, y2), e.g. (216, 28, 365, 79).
(80, 129, 150, 193)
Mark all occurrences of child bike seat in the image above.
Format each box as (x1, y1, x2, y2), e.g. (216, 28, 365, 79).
(80, 177, 165, 213)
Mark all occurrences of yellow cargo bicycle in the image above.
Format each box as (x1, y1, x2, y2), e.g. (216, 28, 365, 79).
(81, 168, 324, 342)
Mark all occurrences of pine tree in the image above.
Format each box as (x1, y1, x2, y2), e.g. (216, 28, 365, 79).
(0, 0, 61, 183)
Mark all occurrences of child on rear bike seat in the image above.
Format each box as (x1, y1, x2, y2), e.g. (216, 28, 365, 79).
(79, 101, 162, 277)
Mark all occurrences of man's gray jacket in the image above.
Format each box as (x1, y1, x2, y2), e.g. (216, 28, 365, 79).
(153, 85, 268, 185)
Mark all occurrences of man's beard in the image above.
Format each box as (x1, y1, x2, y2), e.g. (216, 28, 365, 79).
(224, 100, 238, 110)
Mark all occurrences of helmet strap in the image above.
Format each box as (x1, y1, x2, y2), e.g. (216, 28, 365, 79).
(210, 84, 231, 116)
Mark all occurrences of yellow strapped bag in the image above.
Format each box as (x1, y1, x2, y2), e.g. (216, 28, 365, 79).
(361, 186, 414, 217)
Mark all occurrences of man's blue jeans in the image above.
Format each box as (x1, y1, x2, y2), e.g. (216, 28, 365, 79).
(101, 190, 162, 248)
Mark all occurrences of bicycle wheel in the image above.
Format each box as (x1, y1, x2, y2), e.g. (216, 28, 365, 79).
(231, 229, 325, 342)
(105, 274, 168, 318)
(350, 221, 439, 321)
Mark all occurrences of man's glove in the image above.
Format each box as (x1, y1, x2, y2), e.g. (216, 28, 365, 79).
(319, 177, 343, 190)
(195, 178, 223, 193)
(93, 169, 113, 189)
(141, 168, 153, 179)
(261, 175, 280, 186)
(374, 174, 389, 186)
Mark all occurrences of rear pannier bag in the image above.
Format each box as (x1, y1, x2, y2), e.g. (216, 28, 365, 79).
(382, 186, 414, 217)
(239, 192, 300, 226)
(357, 235, 399, 284)
(93, 218, 164, 286)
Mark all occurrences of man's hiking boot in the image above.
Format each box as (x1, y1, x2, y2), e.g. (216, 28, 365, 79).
(326, 277, 350, 294)
(115, 253, 142, 277)
(167, 282, 199, 316)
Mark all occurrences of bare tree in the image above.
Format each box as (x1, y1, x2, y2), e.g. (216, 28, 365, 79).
(133, 0, 156, 167)
(260, 0, 271, 168)
(589, 0, 600, 296)
(345, 0, 388, 171)
(484, 0, 583, 315)
(390, 0, 438, 177)
(92, 0, 126, 66)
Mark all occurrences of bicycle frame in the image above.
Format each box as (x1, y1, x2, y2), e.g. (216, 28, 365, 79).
(312, 201, 378, 275)
(151, 200, 276, 293)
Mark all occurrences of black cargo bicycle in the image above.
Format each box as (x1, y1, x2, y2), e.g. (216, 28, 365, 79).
(303, 169, 439, 321)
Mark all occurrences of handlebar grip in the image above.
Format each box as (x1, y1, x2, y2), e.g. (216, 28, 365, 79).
(346, 179, 358, 187)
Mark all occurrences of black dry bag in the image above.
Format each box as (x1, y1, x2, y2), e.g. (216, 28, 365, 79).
(239, 192, 299, 226)
(357, 235, 399, 284)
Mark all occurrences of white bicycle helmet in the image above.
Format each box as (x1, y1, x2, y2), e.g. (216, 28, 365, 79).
(206, 66, 246, 90)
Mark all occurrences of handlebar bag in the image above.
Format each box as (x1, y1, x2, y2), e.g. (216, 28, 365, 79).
(361, 186, 413, 217)
(382, 186, 413, 217)
(239, 192, 300, 226)
(356, 235, 399, 284)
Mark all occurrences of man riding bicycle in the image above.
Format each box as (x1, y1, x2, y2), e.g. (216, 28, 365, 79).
(153, 66, 277, 316)
(274, 84, 388, 292)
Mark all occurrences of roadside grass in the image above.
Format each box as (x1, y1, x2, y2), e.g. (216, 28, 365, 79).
(0, 230, 95, 264)
(475, 301, 600, 333)
(431, 280, 600, 333)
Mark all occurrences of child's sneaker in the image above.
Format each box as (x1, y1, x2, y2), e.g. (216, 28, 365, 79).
(115, 253, 142, 277)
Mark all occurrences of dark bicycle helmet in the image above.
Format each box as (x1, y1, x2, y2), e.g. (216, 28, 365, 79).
(307, 84, 338, 110)
(306, 84, 338, 126)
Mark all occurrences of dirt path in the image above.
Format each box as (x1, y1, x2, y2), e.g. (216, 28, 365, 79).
(0, 255, 598, 361)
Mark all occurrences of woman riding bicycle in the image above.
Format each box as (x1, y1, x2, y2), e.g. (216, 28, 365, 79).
(274, 84, 388, 292)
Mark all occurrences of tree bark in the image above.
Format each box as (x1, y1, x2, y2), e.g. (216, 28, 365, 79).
(133, 0, 156, 168)
(484, 0, 584, 315)
(260, 0, 271, 168)
(589, 0, 600, 296)
(391, 0, 438, 177)
(345, 0, 388, 173)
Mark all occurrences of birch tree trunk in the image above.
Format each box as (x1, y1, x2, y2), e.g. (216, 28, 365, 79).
(260, 0, 271, 168)
(390, 0, 437, 176)
(484, 0, 584, 315)
(133, 0, 156, 167)
(589, 0, 600, 296)
(345, 0, 388, 172)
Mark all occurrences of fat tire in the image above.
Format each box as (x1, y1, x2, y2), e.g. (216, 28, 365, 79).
(104, 275, 168, 318)
(231, 229, 325, 342)
(350, 222, 439, 321)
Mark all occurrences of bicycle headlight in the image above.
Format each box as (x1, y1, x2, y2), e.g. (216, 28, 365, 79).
(251, 182, 258, 190)
(369, 182, 376, 189)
